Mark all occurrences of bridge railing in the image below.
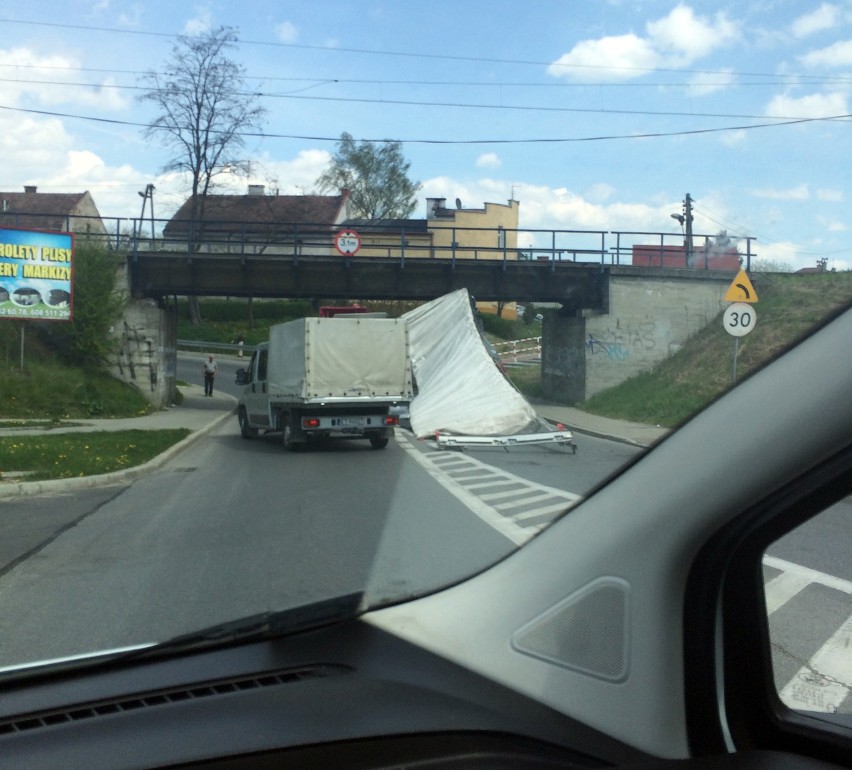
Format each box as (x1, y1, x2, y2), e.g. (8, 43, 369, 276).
(0, 211, 756, 269)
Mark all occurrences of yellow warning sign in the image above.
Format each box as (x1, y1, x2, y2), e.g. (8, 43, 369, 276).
(724, 269, 758, 303)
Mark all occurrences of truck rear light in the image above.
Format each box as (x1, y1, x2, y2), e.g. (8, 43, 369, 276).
(384, 415, 399, 426)
(302, 417, 321, 429)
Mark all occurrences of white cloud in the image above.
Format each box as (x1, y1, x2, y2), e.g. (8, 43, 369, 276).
(646, 4, 738, 64)
(548, 4, 739, 80)
(748, 184, 810, 200)
(276, 21, 298, 43)
(183, 7, 212, 36)
(765, 91, 848, 118)
(799, 39, 852, 68)
(792, 4, 841, 38)
(476, 153, 501, 169)
(0, 47, 130, 112)
(116, 4, 144, 28)
(547, 34, 659, 80)
(816, 188, 844, 201)
(585, 183, 615, 203)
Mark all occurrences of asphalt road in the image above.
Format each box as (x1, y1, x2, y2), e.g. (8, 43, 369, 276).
(0, 355, 847, 714)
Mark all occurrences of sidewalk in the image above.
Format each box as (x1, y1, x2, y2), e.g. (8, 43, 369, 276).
(0, 385, 236, 498)
(0, 389, 665, 497)
(532, 402, 669, 448)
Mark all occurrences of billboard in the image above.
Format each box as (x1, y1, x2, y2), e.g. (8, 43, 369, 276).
(0, 227, 74, 321)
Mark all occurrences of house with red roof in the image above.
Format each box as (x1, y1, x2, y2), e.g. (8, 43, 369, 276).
(0, 186, 107, 238)
(162, 186, 352, 256)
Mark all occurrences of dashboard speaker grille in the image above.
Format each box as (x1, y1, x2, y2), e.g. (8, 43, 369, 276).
(0, 664, 349, 737)
(512, 578, 630, 681)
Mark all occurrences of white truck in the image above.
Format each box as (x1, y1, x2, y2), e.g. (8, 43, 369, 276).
(235, 317, 414, 450)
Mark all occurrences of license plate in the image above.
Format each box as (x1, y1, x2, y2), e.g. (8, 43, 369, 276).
(336, 417, 367, 427)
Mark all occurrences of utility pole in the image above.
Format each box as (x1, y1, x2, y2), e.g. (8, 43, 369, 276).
(683, 193, 694, 267)
(137, 184, 156, 242)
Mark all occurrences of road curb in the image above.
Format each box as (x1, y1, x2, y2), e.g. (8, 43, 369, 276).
(537, 416, 658, 449)
(0, 407, 236, 499)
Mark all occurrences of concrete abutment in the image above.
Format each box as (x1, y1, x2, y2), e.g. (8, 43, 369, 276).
(541, 268, 733, 404)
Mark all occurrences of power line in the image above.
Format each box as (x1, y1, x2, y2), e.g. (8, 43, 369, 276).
(3, 62, 851, 89)
(3, 77, 852, 124)
(1, 103, 848, 145)
(2, 17, 850, 84)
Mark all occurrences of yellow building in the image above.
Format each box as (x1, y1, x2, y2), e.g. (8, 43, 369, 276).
(426, 197, 519, 262)
(346, 196, 522, 317)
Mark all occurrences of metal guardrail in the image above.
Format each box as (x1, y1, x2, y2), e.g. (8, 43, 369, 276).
(494, 337, 542, 362)
(177, 340, 254, 356)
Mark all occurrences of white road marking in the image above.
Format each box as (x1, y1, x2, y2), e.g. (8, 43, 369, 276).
(763, 555, 852, 595)
(395, 430, 580, 545)
(764, 571, 812, 615)
(762, 556, 852, 714)
(779, 612, 852, 713)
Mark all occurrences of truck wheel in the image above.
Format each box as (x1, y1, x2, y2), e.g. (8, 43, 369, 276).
(282, 422, 299, 452)
(238, 407, 257, 439)
(369, 436, 389, 450)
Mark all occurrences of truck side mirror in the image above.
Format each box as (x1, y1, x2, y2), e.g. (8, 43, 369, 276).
(235, 368, 250, 385)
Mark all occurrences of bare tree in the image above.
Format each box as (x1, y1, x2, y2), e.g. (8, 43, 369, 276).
(139, 26, 265, 323)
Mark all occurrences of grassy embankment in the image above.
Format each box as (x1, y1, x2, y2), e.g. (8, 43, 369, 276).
(549, 272, 852, 428)
(0, 327, 188, 480)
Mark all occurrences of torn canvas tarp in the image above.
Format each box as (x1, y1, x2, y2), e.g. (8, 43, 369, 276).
(402, 289, 541, 438)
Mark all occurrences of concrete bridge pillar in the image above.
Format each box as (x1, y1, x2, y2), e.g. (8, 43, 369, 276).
(540, 268, 732, 405)
(108, 298, 177, 409)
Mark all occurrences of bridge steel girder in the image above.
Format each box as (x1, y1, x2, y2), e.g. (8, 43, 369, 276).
(129, 252, 608, 309)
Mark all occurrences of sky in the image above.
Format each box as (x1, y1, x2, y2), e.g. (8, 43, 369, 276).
(1, 0, 850, 270)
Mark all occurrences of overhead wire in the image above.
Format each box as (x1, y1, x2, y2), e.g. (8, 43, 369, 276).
(2, 17, 851, 84)
(0, 103, 848, 145)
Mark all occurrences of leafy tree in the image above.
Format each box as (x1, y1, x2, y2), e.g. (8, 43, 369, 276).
(139, 26, 265, 323)
(38, 242, 126, 370)
(316, 132, 420, 219)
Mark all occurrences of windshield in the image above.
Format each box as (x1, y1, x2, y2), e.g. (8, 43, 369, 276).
(0, 2, 850, 676)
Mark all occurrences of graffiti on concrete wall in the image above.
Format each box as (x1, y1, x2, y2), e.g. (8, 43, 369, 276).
(115, 320, 159, 391)
(586, 318, 657, 363)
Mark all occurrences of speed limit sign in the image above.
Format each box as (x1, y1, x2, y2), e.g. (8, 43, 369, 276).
(723, 302, 757, 337)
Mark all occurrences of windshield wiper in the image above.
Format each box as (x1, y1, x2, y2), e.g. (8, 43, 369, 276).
(0, 593, 365, 683)
(122, 592, 366, 662)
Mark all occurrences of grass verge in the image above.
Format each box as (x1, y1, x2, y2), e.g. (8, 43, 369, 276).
(582, 273, 852, 427)
(0, 429, 191, 481)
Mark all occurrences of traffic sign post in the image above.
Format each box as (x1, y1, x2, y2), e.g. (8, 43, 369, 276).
(723, 270, 758, 383)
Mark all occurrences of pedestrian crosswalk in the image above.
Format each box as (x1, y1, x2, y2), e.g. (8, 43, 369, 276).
(396, 431, 580, 545)
(764, 556, 852, 715)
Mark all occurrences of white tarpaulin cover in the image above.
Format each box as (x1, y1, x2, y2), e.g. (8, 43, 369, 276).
(268, 318, 413, 401)
(403, 289, 541, 438)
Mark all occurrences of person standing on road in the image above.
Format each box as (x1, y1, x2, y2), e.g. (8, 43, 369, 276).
(202, 354, 219, 396)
